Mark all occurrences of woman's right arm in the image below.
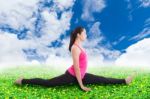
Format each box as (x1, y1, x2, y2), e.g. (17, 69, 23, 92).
(71, 46, 91, 91)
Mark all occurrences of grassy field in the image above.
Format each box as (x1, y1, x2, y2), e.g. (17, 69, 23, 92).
(0, 65, 150, 99)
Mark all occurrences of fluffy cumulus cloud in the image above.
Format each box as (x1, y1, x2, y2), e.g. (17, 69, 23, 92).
(115, 38, 150, 67)
(2, 0, 149, 69)
(41, 9, 72, 42)
(53, 0, 75, 11)
(84, 22, 103, 47)
(83, 22, 121, 66)
(81, 0, 106, 21)
(0, 0, 75, 69)
(0, 33, 40, 68)
(0, 0, 120, 69)
(0, 0, 38, 29)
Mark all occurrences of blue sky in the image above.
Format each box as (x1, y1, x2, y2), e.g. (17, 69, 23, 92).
(70, 0, 150, 51)
(0, 0, 150, 67)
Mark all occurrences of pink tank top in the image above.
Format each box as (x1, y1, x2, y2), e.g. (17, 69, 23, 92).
(67, 43, 88, 79)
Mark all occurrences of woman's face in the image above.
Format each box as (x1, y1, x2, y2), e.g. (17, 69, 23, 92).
(78, 29, 87, 41)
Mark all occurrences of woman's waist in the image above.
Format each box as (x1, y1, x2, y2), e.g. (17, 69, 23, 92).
(69, 64, 87, 68)
(68, 66, 87, 71)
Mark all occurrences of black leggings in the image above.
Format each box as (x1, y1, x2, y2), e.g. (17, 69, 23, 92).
(22, 70, 126, 87)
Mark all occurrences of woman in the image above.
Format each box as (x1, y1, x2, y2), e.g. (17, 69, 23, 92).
(15, 26, 135, 92)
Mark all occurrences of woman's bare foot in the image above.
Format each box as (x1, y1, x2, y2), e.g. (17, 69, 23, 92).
(125, 73, 136, 85)
(15, 77, 24, 85)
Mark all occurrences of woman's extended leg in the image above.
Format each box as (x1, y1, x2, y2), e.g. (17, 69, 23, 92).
(82, 73, 126, 85)
(16, 71, 78, 87)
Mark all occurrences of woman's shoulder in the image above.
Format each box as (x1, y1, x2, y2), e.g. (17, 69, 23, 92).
(71, 45, 81, 54)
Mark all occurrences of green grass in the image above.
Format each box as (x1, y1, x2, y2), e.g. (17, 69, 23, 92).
(0, 65, 150, 99)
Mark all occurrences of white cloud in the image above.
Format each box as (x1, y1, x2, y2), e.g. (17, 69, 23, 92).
(0, 0, 75, 41)
(0, 0, 38, 29)
(115, 38, 150, 67)
(139, 0, 150, 8)
(0, 33, 41, 68)
(130, 18, 150, 40)
(81, 0, 106, 21)
(144, 17, 150, 26)
(85, 47, 121, 67)
(39, 21, 121, 68)
(126, 0, 150, 21)
(0, 0, 124, 69)
(45, 38, 121, 68)
(130, 27, 150, 40)
(0, 33, 26, 63)
(53, 0, 75, 11)
(112, 36, 126, 45)
(45, 37, 73, 70)
(41, 9, 73, 43)
(0, 31, 73, 69)
(0, 0, 76, 69)
(45, 49, 71, 70)
(125, 0, 134, 21)
(82, 22, 121, 66)
(83, 22, 103, 47)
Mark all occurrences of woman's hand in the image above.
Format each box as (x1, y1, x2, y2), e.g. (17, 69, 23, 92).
(81, 86, 91, 92)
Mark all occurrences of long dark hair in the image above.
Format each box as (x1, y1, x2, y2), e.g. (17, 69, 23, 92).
(69, 26, 84, 52)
